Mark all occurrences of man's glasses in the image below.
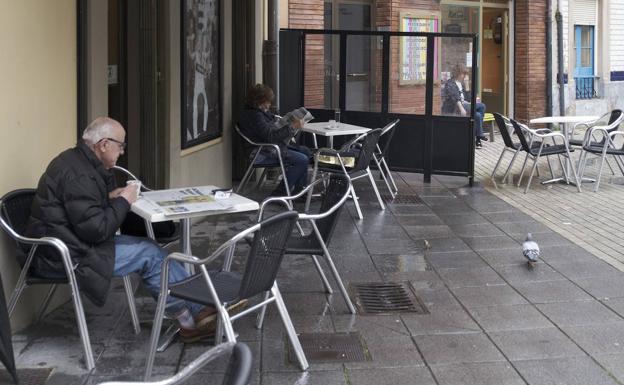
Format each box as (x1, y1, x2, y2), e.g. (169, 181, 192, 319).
(99, 137, 126, 150)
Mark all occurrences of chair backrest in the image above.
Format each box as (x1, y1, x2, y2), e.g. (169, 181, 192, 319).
(237, 210, 299, 299)
(509, 119, 532, 153)
(493, 113, 517, 149)
(315, 174, 351, 244)
(351, 128, 383, 172)
(607, 109, 623, 126)
(378, 119, 400, 157)
(0, 189, 36, 246)
(234, 124, 255, 146)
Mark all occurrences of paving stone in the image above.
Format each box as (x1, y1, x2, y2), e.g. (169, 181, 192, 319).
(513, 356, 620, 385)
(481, 211, 536, 223)
(403, 224, 456, 239)
(414, 333, 505, 365)
(388, 204, 434, 215)
(593, 354, 624, 383)
(438, 266, 506, 288)
(452, 284, 528, 309)
(402, 308, 481, 335)
(417, 237, 472, 253)
(437, 213, 489, 226)
(468, 304, 554, 332)
(477, 248, 527, 266)
(562, 322, 624, 355)
(574, 274, 624, 299)
(493, 262, 566, 284)
(396, 214, 445, 226)
(602, 297, 624, 317)
(363, 238, 424, 255)
(536, 300, 624, 327)
(495, 220, 553, 236)
(346, 366, 436, 385)
(489, 327, 586, 361)
(513, 280, 594, 304)
(370, 253, 427, 273)
(261, 370, 348, 384)
(430, 362, 526, 385)
(461, 235, 520, 251)
(546, 258, 622, 279)
(449, 223, 506, 238)
(425, 250, 487, 269)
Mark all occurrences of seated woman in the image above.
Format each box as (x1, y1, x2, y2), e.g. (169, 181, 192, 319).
(238, 84, 311, 195)
(441, 64, 488, 148)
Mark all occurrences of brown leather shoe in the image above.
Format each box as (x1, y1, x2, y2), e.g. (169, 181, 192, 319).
(194, 300, 249, 330)
(178, 324, 216, 343)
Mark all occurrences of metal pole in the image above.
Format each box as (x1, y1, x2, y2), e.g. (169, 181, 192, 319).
(263, 0, 279, 111)
(556, 0, 565, 116)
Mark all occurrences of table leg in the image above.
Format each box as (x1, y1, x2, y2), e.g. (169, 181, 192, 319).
(180, 218, 194, 274)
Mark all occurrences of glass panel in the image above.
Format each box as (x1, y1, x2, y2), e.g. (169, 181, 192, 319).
(441, 5, 480, 35)
(581, 48, 592, 67)
(345, 34, 382, 112)
(389, 36, 426, 114)
(436, 35, 476, 117)
(304, 34, 339, 109)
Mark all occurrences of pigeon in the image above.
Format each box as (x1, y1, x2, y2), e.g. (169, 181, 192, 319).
(522, 233, 540, 267)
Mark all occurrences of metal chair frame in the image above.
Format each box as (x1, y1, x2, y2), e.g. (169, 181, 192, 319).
(99, 342, 252, 385)
(372, 119, 400, 198)
(510, 120, 582, 193)
(0, 189, 141, 371)
(234, 124, 291, 196)
(255, 175, 356, 320)
(578, 117, 624, 192)
(307, 128, 385, 219)
(144, 211, 307, 380)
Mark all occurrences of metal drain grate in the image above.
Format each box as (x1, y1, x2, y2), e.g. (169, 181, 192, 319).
(288, 332, 369, 364)
(351, 282, 428, 314)
(381, 194, 423, 204)
(0, 368, 53, 385)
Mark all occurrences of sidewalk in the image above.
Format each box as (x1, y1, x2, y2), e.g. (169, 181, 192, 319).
(4, 163, 624, 384)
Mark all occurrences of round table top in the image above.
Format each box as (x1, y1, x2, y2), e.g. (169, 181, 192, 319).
(529, 115, 599, 124)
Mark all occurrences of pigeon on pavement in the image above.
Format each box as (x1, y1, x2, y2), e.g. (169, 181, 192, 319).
(522, 233, 540, 268)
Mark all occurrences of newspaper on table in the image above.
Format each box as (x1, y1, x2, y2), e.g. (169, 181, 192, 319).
(138, 186, 233, 217)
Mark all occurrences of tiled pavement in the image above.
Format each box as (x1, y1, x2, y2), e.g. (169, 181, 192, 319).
(5, 154, 624, 384)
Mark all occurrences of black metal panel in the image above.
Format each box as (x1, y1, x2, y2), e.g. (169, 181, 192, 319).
(278, 30, 303, 115)
(431, 117, 473, 176)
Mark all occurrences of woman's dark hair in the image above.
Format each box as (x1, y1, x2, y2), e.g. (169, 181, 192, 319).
(451, 63, 468, 80)
(245, 84, 274, 108)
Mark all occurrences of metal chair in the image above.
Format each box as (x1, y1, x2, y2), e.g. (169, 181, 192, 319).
(510, 119, 582, 193)
(144, 210, 307, 380)
(99, 342, 252, 385)
(491, 113, 546, 184)
(577, 115, 624, 192)
(234, 124, 292, 196)
(0, 189, 141, 371)
(568, 109, 623, 147)
(309, 128, 384, 219)
(372, 119, 400, 198)
(256, 174, 356, 320)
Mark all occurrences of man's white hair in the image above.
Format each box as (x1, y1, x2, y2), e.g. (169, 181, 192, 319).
(82, 117, 120, 145)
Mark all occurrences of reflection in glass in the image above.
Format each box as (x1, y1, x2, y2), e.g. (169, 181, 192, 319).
(345, 35, 382, 112)
(304, 34, 339, 109)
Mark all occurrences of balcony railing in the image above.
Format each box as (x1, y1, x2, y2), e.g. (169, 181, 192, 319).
(575, 76, 599, 100)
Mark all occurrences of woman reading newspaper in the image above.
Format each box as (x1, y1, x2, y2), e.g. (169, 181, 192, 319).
(238, 84, 313, 195)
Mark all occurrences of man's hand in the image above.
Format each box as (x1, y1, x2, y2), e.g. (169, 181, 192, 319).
(118, 184, 139, 204)
(292, 118, 304, 129)
(108, 188, 124, 199)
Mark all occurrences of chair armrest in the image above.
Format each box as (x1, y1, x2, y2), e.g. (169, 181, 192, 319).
(298, 181, 351, 222)
(258, 179, 325, 220)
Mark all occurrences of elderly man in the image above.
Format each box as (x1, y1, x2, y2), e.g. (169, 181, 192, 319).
(25, 117, 215, 342)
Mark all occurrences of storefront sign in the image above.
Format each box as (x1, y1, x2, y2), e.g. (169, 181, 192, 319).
(399, 11, 440, 85)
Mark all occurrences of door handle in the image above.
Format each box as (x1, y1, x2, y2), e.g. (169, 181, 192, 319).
(347, 73, 368, 78)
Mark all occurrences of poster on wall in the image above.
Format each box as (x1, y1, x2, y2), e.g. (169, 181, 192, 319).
(399, 11, 439, 85)
(181, 0, 221, 150)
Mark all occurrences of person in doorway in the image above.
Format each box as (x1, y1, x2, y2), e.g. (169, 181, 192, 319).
(238, 84, 311, 195)
(25, 117, 240, 343)
(441, 63, 488, 148)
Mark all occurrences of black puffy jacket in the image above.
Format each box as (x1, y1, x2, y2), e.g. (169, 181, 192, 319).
(238, 107, 295, 157)
(25, 141, 130, 306)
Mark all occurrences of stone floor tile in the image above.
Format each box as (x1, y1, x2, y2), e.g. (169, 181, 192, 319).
(403, 224, 456, 239)
(449, 223, 506, 238)
(462, 235, 520, 251)
(602, 297, 624, 317)
(513, 356, 620, 385)
(417, 237, 472, 253)
(546, 258, 622, 280)
(430, 362, 525, 385)
(401, 308, 481, 335)
(477, 248, 527, 266)
(561, 322, 624, 355)
(489, 327, 586, 361)
(512, 280, 594, 304)
(536, 300, 624, 327)
(261, 370, 348, 385)
(414, 333, 505, 365)
(573, 275, 624, 300)
(347, 366, 436, 385)
(370, 253, 427, 273)
(495, 220, 553, 236)
(437, 213, 489, 226)
(438, 266, 506, 288)
(493, 262, 566, 285)
(452, 284, 528, 308)
(468, 304, 554, 332)
(425, 250, 487, 269)
(593, 353, 624, 383)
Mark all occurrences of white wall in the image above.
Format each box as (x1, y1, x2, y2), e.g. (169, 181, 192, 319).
(0, 0, 77, 330)
(610, 0, 624, 70)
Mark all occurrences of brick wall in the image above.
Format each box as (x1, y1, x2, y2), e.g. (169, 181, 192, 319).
(514, 0, 547, 122)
